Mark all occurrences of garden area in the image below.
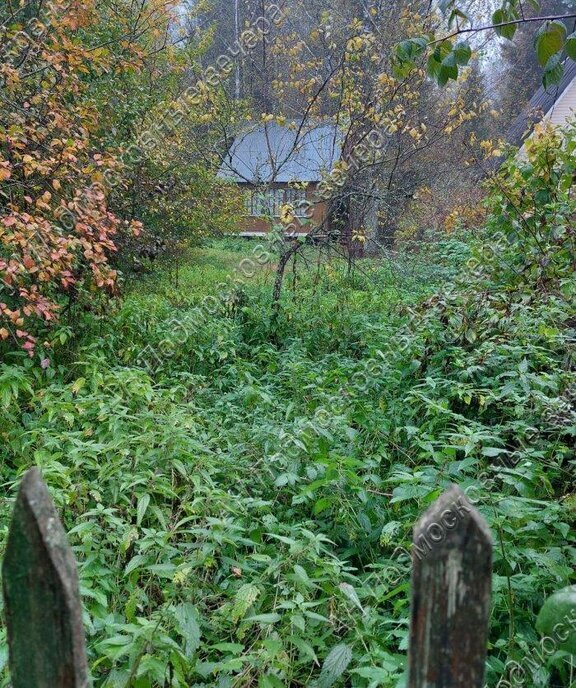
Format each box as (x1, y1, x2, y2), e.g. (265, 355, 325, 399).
(1, 1, 575, 686)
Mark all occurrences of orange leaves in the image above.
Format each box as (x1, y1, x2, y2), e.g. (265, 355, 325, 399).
(35, 191, 53, 212)
(0, 0, 175, 359)
(131, 221, 143, 238)
(2, 216, 17, 228)
(22, 255, 36, 271)
(0, 161, 12, 181)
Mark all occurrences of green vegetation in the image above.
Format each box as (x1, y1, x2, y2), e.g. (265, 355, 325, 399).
(0, 131, 575, 687)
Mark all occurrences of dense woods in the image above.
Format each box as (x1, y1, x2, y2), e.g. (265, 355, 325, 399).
(0, 1, 575, 686)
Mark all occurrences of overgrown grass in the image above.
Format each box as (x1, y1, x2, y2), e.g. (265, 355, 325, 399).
(0, 132, 575, 688)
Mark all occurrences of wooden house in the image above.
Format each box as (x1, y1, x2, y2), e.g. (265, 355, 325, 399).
(217, 122, 342, 237)
(508, 58, 576, 150)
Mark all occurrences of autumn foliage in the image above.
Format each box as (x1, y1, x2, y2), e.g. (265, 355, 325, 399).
(0, 1, 142, 354)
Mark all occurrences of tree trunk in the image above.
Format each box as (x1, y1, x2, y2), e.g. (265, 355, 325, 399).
(271, 240, 300, 324)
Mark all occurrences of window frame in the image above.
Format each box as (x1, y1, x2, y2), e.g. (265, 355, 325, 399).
(244, 186, 310, 218)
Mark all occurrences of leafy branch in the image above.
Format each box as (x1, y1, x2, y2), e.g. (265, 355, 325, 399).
(395, 2, 576, 88)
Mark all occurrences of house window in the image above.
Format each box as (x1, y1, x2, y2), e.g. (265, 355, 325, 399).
(245, 187, 310, 218)
(284, 188, 310, 217)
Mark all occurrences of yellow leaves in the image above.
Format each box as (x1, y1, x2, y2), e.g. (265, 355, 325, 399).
(35, 191, 52, 211)
(479, 139, 503, 159)
(91, 171, 105, 185)
(21, 154, 36, 178)
(0, 167, 11, 182)
(71, 377, 86, 395)
(52, 179, 62, 191)
(0, 65, 21, 90)
(279, 204, 295, 224)
(377, 72, 397, 90)
(261, 113, 274, 123)
(347, 36, 365, 53)
(173, 568, 192, 586)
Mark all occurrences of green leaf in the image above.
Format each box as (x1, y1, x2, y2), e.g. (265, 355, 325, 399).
(448, 8, 470, 30)
(439, 62, 458, 86)
(314, 496, 336, 514)
(492, 9, 518, 40)
(536, 586, 576, 653)
(566, 32, 576, 60)
(535, 20, 567, 67)
(173, 603, 201, 659)
(316, 644, 353, 688)
(393, 37, 428, 78)
(232, 584, 260, 623)
(543, 52, 564, 88)
(136, 493, 150, 526)
(428, 41, 459, 85)
(289, 635, 319, 663)
(244, 613, 282, 624)
(351, 666, 391, 681)
(427, 54, 442, 82)
(453, 41, 472, 66)
(395, 37, 427, 62)
(339, 582, 366, 616)
(481, 447, 508, 457)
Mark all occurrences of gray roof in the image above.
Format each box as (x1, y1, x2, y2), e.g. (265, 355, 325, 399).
(217, 122, 342, 183)
(507, 59, 576, 147)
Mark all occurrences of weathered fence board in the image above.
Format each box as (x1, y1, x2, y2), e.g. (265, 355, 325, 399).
(408, 485, 493, 688)
(2, 467, 88, 688)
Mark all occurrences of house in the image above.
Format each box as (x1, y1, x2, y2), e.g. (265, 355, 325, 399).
(217, 122, 342, 236)
(508, 59, 576, 150)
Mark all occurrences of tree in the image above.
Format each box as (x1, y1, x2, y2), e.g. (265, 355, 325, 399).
(0, 0, 143, 355)
(0, 0, 245, 356)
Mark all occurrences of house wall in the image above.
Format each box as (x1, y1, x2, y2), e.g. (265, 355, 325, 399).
(239, 182, 329, 235)
(520, 77, 576, 155)
(543, 77, 576, 128)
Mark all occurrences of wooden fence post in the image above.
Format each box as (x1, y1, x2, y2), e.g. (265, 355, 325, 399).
(408, 485, 492, 688)
(2, 467, 89, 688)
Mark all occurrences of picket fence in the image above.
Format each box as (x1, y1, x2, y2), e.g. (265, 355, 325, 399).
(1, 468, 492, 687)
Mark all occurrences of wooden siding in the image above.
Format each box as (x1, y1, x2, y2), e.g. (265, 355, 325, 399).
(543, 76, 576, 128)
(238, 182, 329, 235)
